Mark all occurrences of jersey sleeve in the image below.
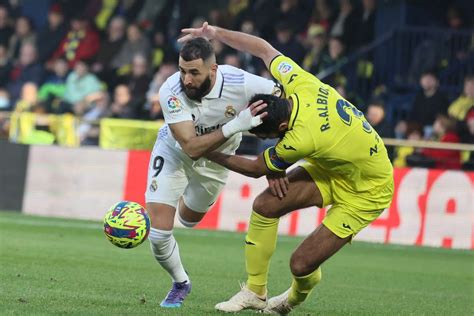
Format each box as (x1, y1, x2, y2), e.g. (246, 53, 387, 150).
(159, 82, 192, 124)
(269, 55, 318, 96)
(263, 128, 315, 172)
(243, 70, 281, 99)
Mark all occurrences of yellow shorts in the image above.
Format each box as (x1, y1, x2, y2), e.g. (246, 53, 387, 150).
(300, 163, 389, 239)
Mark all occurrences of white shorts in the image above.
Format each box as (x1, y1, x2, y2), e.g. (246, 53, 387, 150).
(145, 139, 229, 213)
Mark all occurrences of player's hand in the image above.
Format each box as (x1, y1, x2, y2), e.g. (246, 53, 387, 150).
(221, 100, 267, 138)
(266, 172, 289, 199)
(179, 22, 217, 43)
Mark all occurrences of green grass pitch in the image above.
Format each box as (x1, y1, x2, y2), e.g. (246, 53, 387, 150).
(0, 211, 473, 315)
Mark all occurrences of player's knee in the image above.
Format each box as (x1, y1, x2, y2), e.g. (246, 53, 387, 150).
(148, 228, 175, 261)
(252, 194, 275, 218)
(146, 202, 175, 230)
(178, 212, 199, 228)
(290, 251, 319, 277)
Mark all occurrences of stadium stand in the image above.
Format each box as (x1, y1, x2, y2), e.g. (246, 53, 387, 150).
(0, 0, 473, 168)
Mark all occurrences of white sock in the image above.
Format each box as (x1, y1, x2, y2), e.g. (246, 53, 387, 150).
(149, 228, 189, 283)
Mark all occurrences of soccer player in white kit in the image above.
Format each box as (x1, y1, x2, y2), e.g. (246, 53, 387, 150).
(145, 37, 279, 308)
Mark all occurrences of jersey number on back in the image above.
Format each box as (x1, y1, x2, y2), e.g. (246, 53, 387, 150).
(336, 99, 372, 133)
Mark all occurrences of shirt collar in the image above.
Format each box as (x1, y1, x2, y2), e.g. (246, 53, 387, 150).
(204, 69, 224, 99)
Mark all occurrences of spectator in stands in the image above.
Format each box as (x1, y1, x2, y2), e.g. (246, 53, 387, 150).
(38, 58, 69, 113)
(366, 99, 394, 159)
(409, 71, 449, 135)
(36, 4, 67, 63)
(393, 122, 423, 167)
(446, 5, 467, 30)
(150, 30, 175, 71)
(318, 36, 347, 71)
(316, 35, 348, 87)
(308, 0, 335, 31)
(330, 0, 360, 49)
(145, 62, 177, 120)
(110, 23, 151, 76)
(236, 19, 262, 74)
(62, 59, 102, 114)
(78, 91, 110, 146)
(12, 82, 38, 113)
(135, 0, 168, 32)
(448, 75, 474, 121)
(366, 99, 394, 139)
(50, 13, 100, 68)
(121, 54, 151, 104)
(420, 115, 461, 169)
(271, 21, 305, 64)
(233, 0, 278, 40)
(8, 16, 36, 60)
(109, 84, 140, 119)
(302, 24, 327, 75)
(277, 0, 309, 34)
(7, 42, 44, 102)
(0, 88, 10, 111)
(0, 44, 12, 88)
(355, 0, 376, 48)
(92, 16, 127, 80)
(0, 5, 13, 47)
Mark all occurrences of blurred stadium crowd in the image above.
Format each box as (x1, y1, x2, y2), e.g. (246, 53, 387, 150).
(0, 0, 473, 169)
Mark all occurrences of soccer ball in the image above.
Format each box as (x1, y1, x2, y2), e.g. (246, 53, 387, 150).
(103, 201, 151, 249)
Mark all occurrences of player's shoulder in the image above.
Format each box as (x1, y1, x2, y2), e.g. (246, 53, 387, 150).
(219, 64, 246, 86)
(160, 72, 183, 95)
(271, 55, 305, 75)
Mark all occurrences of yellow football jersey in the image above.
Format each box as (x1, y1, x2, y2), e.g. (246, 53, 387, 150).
(264, 55, 393, 210)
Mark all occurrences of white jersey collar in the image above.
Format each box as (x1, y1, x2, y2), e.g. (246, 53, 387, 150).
(204, 68, 224, 99)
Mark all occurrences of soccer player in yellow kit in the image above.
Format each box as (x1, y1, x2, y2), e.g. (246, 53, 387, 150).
(180, 23, 394, 314)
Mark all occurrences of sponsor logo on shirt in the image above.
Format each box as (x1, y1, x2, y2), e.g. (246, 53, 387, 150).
(277, 62, 293, 74)
(167, 96, 182, 114)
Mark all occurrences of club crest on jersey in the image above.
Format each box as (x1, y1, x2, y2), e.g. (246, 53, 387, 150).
(150, 179, 158, 192)
(224, 105, 236, 118)
(167, 96, 182, 114)
(277, 62, 293, 74)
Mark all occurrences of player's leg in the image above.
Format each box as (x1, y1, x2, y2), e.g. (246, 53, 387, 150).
(267, 204, 385, 314)
(178, 158, 231, 227)
(265, 222, 350, 314)
(216, 166, 327, 312)
(145, 142, 190, 308)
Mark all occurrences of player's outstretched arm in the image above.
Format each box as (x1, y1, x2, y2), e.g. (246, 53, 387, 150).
(179, 22, 280, 70)
(206, 151, 270, 178)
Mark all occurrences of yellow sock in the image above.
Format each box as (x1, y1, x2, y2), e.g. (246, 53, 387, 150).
(288, 267, 322, 305)
(245, 211, 279, 296)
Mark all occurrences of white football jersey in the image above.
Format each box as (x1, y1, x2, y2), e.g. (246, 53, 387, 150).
(158, 65, 278, 154)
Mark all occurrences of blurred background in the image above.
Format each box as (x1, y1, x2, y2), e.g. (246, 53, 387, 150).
(0, 2, 473, 314)
(0, 0, 473, 170)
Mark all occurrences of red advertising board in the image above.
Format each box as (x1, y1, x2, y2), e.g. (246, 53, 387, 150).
(124, 151, 474, 249)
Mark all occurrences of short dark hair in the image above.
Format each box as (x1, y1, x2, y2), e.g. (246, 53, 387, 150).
(180, 37, 215, 62)
(465, 74, 474, 82)
(248, 94, 290, 135)
(420, 69, 438, 79)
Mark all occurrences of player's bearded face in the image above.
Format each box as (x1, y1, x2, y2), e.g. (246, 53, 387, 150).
(180, 74, 211, 101)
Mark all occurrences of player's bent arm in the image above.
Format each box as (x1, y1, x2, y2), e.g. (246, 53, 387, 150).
(213, 27, 279, 70)
(181, 23, 279, 70)
(169, 121, 228, 160)
(206, 151, 270, 178)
